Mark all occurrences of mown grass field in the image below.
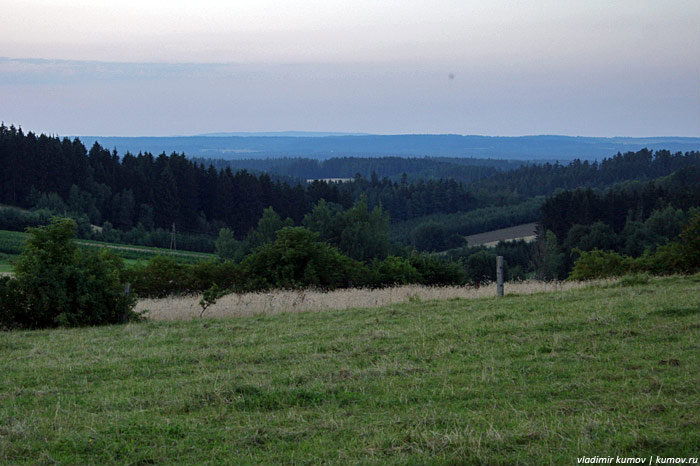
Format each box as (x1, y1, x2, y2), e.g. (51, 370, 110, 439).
(462, 223, 537, 247)
(1, 275, 699, 465)
(0, 229, 215, 273)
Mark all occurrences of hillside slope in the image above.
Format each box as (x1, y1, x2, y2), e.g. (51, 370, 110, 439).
(1, 275, 698, 464)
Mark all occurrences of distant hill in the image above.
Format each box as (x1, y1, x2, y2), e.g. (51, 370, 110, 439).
(76, 134, 700, 161)
(196, 131, 370, 137)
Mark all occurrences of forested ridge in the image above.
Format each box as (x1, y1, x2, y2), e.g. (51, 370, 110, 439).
(0, 125, 479, 236)
(1, 123, 698, 254)
(195, 149, 700, 194)
(193, 156, 521, 184)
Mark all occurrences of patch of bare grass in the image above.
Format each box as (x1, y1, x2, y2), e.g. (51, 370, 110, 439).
(137, 279, 617, 321)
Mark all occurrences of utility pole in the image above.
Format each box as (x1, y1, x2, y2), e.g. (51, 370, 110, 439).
(170, 222, 176, 251)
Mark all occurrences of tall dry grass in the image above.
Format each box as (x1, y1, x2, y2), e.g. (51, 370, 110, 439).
(136, 279, 617, 321)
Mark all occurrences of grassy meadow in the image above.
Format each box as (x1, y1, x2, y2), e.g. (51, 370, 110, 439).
(1, 275, 699, 465)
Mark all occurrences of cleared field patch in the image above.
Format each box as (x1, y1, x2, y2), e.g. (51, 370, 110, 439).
(0, 229, 214, 268)
(463, 222, 537, 247)
(2, 275, 698, 465)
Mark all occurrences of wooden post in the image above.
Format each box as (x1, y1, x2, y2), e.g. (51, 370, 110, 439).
(496, 256, 504, 297)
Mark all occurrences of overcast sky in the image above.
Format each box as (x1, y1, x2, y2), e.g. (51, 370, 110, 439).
(1, 0, 698, 136)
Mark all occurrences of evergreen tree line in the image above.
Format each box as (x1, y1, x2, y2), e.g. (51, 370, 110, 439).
(0, 123, 308, 235)
(193, 156, 520, 184)
(2, 124, 699, 251)
(536, 167, 700, 278)
(540, 167, 700, 242)
(469, 149, 700, 205)
(196, 149, 700, 224)
(0, 125, 480, 238)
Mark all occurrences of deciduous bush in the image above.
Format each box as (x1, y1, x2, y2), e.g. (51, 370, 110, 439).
(462, 249, 498, 285)
(638, 212, 700, 275)
(368, 256, 422, 286)
(408, 253, 467, 286)
(238, 227, 367, 291)
(1, 218, 137, 329)
(0, 207, 54, 231)
(123, 256, 187, 298)
(568, 249, 635, 280)
(569, 212, 700, 280)
(123, 257, 242, 298)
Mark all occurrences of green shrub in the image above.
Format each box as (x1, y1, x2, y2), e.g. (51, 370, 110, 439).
(570, 213, 700, 280)
(677, 211, 700, 271)
(2, 218, 137, 329)
(409, 253, 467, 286)
(632, 213, 700, 276)
(533, 230, 567, 280)
(636, 242, 685, 276)
(462, 250, 497, 285)
(568, 249, 634, 280)
(199, 284, 229, 318)
(189, 260, 241, 292)
(370, 256, 422, 286)
(124, 256, 188, 298)
(239, 227, 367, 291)
(0, 206, 54, 231)
(122, 257, 241, 298)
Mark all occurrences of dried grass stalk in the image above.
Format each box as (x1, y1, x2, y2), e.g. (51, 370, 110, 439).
(136, 279, 617, 321)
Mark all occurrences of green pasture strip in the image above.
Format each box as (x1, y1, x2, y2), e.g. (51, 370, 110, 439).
(77, 239, 214, 260)
(0, 230, 215, 265)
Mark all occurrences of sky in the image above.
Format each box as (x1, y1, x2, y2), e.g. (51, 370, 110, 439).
(1, 0, 699, 137)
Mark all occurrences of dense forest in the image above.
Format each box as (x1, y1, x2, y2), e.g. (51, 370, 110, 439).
(193, 156, 521, 184)
(537, 167, 700, 274)
(1, 124, 699, 267)
(0, 124, 484, 237)
(194, 149, 700, 193)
